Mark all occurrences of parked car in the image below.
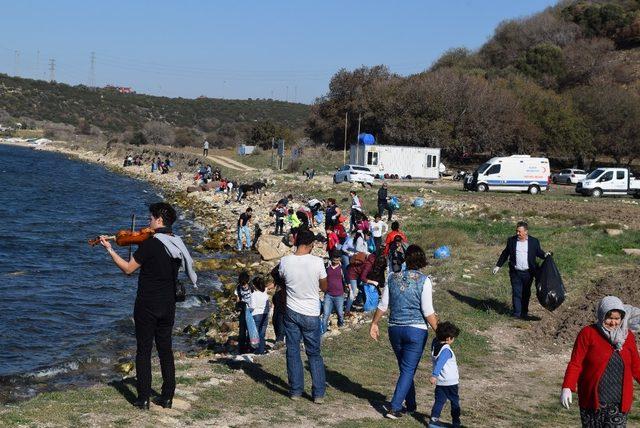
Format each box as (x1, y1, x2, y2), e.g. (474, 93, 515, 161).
(333, 164, 375, 185)
(551, 169, 587, 184)
(576, 167, 640, 198)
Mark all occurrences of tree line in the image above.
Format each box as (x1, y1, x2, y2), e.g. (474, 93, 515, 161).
(306, 0, 640, 167)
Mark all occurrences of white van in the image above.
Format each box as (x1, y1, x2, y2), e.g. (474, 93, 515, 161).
(576, 167, 640, 198)
(464, 155, 550, 194)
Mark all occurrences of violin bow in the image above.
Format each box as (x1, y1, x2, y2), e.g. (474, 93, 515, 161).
(128, 213, 135, 262)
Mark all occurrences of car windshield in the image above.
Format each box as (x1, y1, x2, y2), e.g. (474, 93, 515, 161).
(575, 170, 585, 174)
(477, 163, 491, 174)
(586, 169, 605, 180)
(353, 166, 370, 172)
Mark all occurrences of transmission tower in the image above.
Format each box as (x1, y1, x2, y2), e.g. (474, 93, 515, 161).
(89, 51, 96, 87)
(48, 59, 56, 82)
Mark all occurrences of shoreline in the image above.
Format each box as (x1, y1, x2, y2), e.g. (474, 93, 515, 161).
(0, 139, 307, 403)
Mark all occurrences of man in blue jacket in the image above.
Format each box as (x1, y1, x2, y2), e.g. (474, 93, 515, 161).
(493, 221, 549, 319)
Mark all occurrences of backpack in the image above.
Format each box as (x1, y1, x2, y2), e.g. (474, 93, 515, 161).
(389, 241, 407, 273)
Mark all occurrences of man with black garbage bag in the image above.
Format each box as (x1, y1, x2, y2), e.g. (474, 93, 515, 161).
(492, 221, 550, 320)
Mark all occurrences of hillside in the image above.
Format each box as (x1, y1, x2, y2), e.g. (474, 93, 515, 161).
(0, 74, 309, 133)
(308, 0, 640, 167)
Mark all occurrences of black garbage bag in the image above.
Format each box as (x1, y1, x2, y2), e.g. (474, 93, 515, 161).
(535, 255, 565, 311)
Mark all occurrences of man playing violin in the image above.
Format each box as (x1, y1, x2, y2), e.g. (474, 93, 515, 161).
(99, 202, 181, 410)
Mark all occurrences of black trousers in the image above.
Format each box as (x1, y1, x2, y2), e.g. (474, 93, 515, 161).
(509, 270, 534, 318)
(378, 203, 393, 221)
(134, 298, 176, 400)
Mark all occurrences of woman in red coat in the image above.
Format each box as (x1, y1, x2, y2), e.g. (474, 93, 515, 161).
(561, 296, 640, 427)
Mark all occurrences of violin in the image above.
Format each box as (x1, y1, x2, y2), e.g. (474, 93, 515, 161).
(88, 227, 155, 247)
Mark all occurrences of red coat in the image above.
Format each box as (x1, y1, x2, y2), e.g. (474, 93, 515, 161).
(562, 325, 640, 412)
(383, 230, 407, 255)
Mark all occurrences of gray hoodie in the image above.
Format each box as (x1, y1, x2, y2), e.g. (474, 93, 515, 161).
(154, 234, 198, 287)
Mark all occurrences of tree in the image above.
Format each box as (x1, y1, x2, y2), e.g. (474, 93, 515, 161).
(571, 85, 640, 165)
(142, 121, 175, 146)
(516, 43, 566, 88)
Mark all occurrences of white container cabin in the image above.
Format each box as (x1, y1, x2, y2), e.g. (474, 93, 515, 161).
(349, 144, 441, 179)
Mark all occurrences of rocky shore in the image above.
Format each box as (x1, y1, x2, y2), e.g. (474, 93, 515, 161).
(9, 139, 370, 379)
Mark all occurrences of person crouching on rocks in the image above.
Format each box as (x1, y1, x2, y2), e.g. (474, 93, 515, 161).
(99, 202, 197, 410)
(561, 296, 640, 427)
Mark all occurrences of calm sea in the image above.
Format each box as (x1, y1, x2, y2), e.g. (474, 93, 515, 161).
(0, 144, 218, 401)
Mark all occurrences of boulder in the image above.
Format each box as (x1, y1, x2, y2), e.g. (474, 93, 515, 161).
(606, 229, 623, 236)
(623, 249, 640, 257)
(256, 234, 290, 261)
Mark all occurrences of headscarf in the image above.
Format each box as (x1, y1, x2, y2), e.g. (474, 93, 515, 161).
(596, 296, 627, 351)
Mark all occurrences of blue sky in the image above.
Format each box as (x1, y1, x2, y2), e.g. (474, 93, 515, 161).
(0, 0, 557, 103)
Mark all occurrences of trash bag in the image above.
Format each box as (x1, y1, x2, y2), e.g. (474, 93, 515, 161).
(535, 255, 565, 311)
(314, 211, 324, 224)
(363, 284, 379, 312)
(434, 245, 450, 259)
(389, 196, 400, 210)
(367, 236, 376, 253)
(412, 197, 425, 208)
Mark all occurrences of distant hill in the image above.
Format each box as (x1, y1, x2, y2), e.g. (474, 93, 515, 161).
(0, 74, 309, 133)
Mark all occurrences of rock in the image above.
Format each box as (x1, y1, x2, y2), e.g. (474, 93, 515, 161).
(462, 274, 472, 279)
(183, 325, 199, 336)
(606, 229, 623, 236)
(596, 254, 603, 258)
(623, 249, 640, 256)
(115, 361, 135, 375)
(255, 234, 290, 261)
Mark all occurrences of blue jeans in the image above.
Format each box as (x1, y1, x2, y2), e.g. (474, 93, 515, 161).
(388, 326, 428, 412)
(237, 226, 251, 251)
(253, 306, 270, 354)
(345, 279, 358, 313)
(431, 384, 461, 426)
(322, 295, 344, 332)
(284, 308, 326, 399)
(509, 270, 533, 318)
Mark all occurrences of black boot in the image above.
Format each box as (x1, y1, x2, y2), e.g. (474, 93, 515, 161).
(153, 396, 173, 409)
(133, 398, 150, 410)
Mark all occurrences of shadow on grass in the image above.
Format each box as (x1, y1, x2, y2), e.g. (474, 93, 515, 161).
(108, 377, 160, 405)
(324, 366, 387, 416)
(448, 290, 511, 315)
(214, 358, 301, 399)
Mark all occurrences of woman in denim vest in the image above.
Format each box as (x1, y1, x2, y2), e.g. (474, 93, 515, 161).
(370, 245, 438, 419)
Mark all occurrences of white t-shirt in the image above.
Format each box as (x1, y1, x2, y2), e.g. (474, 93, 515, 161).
(515, 239, 529, 271)
(370, 220, 388, 238)
(279, 254, 327, 316)
(250, 290, 269, 316)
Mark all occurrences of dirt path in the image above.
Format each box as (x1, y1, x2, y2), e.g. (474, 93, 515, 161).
(207, 154, 256, 171)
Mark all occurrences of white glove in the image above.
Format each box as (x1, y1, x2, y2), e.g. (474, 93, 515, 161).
(492, 266, 500, 275)
(545, 252, 552, 258)
(560, 388, 572, 409)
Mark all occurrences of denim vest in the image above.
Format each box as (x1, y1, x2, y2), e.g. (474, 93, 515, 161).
(388, 270, 427, 326)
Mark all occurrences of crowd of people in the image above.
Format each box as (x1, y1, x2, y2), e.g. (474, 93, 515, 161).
(99, 173, 640, 427)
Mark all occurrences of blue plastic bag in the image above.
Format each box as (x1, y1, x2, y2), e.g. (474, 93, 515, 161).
(434, 245, 451, 259)
(389, 196, 400, 210)
(314, 211, 324, 224)
(412, 197, 425, 207)
(363, 284, 379, 312)
(367, 236, 376, 253)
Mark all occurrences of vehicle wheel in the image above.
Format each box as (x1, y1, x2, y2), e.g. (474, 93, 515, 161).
(528, 185, 540, 195)
(333, 175, 338, 184)
(633, 192, 640, 199)
(477, 183, 488, 192)
(592, 188, 602, 198)
(552, 177, 557, 184)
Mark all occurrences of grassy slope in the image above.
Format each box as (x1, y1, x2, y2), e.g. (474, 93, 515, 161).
(2, 179, 640, 427)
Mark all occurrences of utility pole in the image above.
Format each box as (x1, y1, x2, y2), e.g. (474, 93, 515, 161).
(294, 85, 297, 102)
(89, 51, 96, 87)
(48, 59, 56, 82)
(286, 85, 289, 102)
(36, 50, 40, 79)
(355, 113, 362, 164)
(343, 112, 348, 164)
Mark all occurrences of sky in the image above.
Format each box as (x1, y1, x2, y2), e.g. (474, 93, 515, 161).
(0, 0, 558, 104)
